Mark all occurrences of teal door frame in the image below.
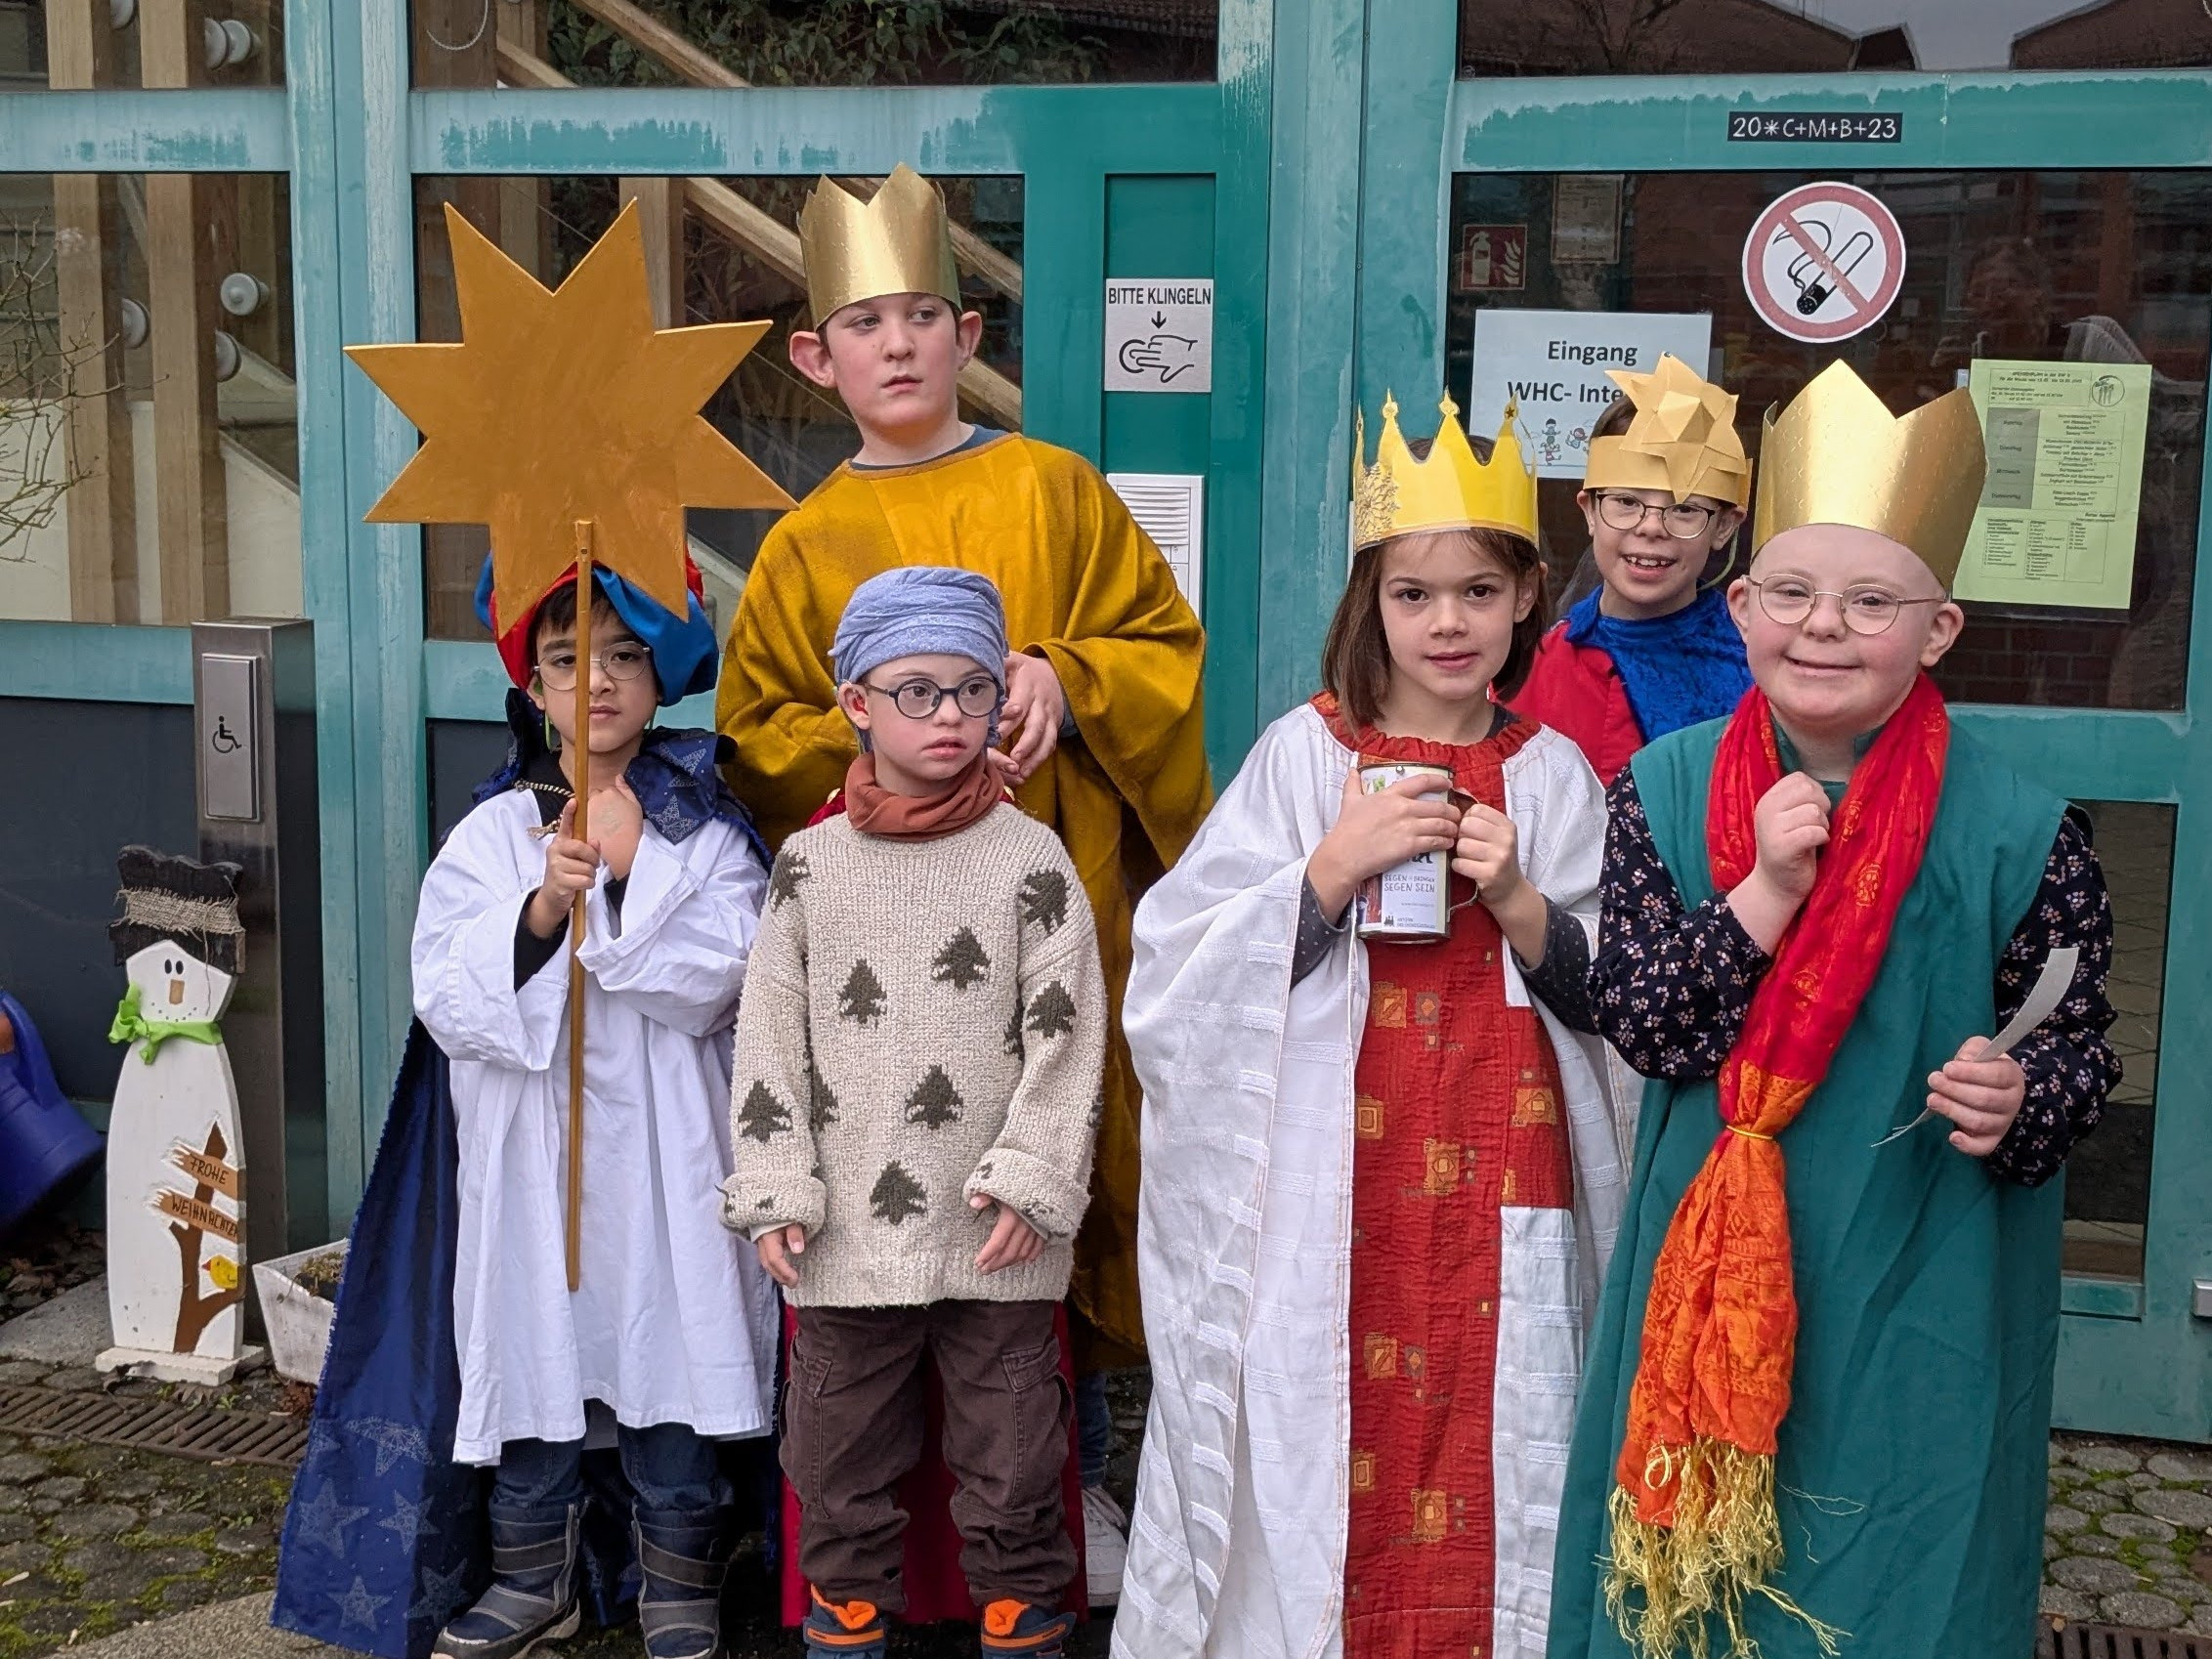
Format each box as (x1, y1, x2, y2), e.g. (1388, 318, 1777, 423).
(1348, 17, 2212, 1441)
(0, 0, 1299, 1233)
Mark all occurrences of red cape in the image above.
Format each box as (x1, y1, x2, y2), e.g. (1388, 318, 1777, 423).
(1509, 622, 1642, 787)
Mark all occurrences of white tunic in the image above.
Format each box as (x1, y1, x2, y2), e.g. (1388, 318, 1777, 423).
(411, 788, 780, 1465)
(1113, 703, 1637, 1659)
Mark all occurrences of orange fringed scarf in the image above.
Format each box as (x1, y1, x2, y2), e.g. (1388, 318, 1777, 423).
(1607, 673, 1949, 1658)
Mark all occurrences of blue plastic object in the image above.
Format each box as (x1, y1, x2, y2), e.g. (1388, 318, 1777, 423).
(0, 991, 103, 1236)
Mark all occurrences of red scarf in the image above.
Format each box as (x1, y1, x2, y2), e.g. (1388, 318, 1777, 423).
(838, 753, 1006, 840)
(1608, 673, 1948, 1658)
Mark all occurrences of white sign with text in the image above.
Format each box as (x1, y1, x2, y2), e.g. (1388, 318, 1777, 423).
(1104, 278, 1214, 393)
(1468, 310, 1713, 479)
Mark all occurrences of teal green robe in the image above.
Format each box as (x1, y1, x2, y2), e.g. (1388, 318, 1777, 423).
(1548, 720, 2066, 1659)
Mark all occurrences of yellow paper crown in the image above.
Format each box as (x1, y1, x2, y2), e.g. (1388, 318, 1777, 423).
(1351, 393, 1540, 554)
(1752, 362, 1987, 587)
(1584, 354, 1752, 508)
(797, 165, 963, 326)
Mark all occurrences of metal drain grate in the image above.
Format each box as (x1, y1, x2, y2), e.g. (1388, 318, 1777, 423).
(0, 1383, 307, 1468)
(2043, 1621, 2210, 1659)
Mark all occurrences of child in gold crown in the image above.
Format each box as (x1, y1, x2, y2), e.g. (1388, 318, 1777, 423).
(1546, 362, 2118, 1659)
(1116, 397, 1634, 1659)
(716, 165, 1210, 1616)
(1511, 356, 1753, 787)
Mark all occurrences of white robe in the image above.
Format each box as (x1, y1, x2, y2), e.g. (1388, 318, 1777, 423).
(411, 789, 780, 1465)
(1114, 703, 1635, 1659)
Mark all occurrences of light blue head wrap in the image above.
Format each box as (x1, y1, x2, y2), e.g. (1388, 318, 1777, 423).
(830, 567, 1010, 749)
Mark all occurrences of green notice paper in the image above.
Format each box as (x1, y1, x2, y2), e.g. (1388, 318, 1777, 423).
(1954, 359, 2150, 610)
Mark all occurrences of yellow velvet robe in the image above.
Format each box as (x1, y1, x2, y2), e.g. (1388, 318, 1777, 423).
(716, 432, 1211, 1358)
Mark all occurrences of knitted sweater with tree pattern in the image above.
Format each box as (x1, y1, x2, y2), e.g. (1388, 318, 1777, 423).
(721, 802, 1104, 1307)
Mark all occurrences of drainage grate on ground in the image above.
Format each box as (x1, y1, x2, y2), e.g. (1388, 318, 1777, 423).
(2043, 1622, 2210, 1659)
(0, 1382, 307, 1468)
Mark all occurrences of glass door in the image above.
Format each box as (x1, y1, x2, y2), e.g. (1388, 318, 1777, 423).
(1358, 0, 2212, 1441)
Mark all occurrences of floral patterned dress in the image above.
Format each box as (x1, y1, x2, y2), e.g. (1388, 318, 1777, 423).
(1319, 699, 1576, 1659)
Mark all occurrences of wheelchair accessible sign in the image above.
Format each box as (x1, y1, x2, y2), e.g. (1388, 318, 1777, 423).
(1105, 278, 1213, 393)
(1742, 181, 1904, 344)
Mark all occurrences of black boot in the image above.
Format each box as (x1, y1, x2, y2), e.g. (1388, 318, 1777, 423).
(633, 1505, 734, 1659)
(433, 1500, 581, 1659)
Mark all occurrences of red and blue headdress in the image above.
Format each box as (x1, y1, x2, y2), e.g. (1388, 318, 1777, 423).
(474, 552, 720, 706)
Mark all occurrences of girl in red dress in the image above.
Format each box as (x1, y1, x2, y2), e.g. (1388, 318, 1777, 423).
(1119, 397, 1630, 1659)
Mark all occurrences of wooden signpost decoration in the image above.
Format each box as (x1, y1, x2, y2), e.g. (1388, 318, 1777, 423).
(346, 202, 794, 1289)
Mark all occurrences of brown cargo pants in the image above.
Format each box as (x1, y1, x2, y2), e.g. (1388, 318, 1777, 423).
(784, 1298, 1077, 1613)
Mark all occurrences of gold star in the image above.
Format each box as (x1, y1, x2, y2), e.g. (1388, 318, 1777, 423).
(346, 200, 794, 623)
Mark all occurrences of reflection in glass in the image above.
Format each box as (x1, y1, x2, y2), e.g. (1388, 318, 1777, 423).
(412, 174, 1023, 641)
(1459, 0, 2212, 76)
(1446, 169, 2212, 711)
(411, 0, 1214, 90)
(2063, 799, 2168, 1284)
(10, 0, 284, 89)
(0, 172, 297, 624)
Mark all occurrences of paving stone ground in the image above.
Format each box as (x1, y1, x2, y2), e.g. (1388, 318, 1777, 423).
(2, 1358, 2206, 1657)
(2043, 1430, 2212, 1636)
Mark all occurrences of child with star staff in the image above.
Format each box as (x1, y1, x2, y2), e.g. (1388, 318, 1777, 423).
(273, 199, 795, 1659)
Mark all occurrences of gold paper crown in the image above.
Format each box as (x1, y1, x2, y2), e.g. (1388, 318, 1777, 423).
(797, 165, 963, 326)
(1752, 362, 1987, 586)
(1351, 393, 1540, 554)
(1584, 354, 1752, 508)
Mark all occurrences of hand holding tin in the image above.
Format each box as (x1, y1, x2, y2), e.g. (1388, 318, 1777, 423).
(1453, 802, 1548, 964)
(1308, 767, 1462, 923)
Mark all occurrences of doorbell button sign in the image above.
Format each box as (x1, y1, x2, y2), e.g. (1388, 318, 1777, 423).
(1105, 278, 1214, 393)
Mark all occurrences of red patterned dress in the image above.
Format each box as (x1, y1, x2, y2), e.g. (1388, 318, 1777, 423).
(1320, 698, 1577, 1659)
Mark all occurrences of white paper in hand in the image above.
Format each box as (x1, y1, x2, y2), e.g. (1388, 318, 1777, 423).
(1870, 945, 2080, 1148)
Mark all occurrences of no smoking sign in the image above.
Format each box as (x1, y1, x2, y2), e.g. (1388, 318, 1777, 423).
(1742, 181, 1904, 344)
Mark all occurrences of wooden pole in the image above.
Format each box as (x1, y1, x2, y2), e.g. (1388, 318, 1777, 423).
(565, 522, 593, 1292)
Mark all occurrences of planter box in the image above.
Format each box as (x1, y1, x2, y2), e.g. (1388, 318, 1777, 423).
(252, 1240, 347, 1385)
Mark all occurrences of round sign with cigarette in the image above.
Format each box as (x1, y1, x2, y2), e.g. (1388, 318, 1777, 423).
(1742, 181, 1905, 344)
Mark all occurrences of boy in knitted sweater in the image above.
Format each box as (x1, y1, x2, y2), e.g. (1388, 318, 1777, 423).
(723, 567, 1105, 1659)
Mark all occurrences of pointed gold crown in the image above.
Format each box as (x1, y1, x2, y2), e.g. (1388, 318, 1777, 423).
(797, 165, 963, 326)
(1584, 353, 1751, 508)
(1351, 393, 1540, 554)
(1752, 362, 1987, 586)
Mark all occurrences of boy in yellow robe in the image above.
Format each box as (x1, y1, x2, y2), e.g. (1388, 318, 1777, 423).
(715, 165, 1211, 1605)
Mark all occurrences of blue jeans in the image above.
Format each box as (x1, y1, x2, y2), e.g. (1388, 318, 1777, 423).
(494, 1421, 730, 1514)
(1074, 1371, 1111, 1491)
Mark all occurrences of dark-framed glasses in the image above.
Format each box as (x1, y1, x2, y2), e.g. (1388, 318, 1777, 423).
(1747, 576, 1947, 636)
(537, 641, 654, 691)
(1593, 491, 1724, 540)
(864, 673, 1002, 720)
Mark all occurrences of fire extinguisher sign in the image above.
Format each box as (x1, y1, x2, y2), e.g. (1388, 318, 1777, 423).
(1742, 181, 1905, 345)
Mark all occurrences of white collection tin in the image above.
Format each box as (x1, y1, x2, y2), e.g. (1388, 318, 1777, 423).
(1354, 761, 1456, 943)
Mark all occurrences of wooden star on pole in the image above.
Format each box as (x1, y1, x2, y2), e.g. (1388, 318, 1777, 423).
(346, 199, 794, 624)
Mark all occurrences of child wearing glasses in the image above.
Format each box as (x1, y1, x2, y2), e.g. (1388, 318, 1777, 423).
(1511, 356, 1755, 786)
(723, 567, 1106, 1659)
(1545, 363, 2116, 1659)
(402, 558, 780, 1659)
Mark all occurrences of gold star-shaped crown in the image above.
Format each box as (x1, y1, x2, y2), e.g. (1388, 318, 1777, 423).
(797, 164, 963, 327)
(1351, 393, 1540, 555)
(345, 200, 794, 626)
(1584, 354, 1752, 508)
(1752, 362, 1987, 586)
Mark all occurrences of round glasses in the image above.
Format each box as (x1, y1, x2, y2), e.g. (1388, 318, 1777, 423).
(864, 673, 1002, 720)
(537, 642, 653, 692)
(1747, 576, 1948, 636)
(1593, 491, 1726, 540)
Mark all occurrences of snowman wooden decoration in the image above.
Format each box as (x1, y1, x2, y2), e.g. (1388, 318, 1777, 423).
(99, 847, 265, 1382)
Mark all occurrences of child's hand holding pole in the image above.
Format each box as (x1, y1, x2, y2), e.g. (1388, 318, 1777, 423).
(526, 798, 600, 939)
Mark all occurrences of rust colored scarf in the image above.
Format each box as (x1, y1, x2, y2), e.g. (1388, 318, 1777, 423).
(1608, 673, 1949, 1658)
(840, 752, 1006, 840)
